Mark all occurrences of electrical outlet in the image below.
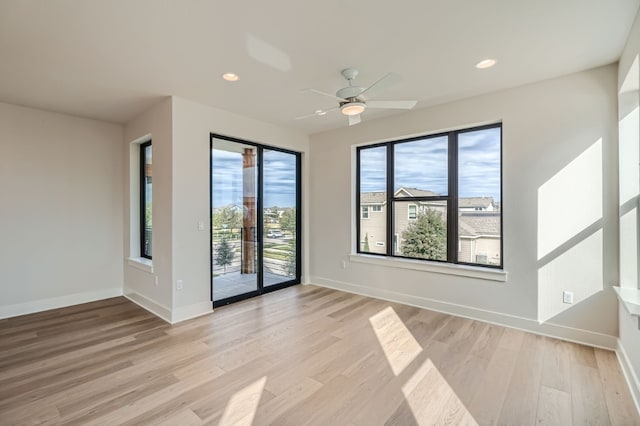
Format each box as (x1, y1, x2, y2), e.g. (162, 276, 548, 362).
(197, 220, 205, 231)
(563, 291, 574, 304)
(341, 260, 347, 269)
(176, 280, 183, 291)
(154, 276, 158, 286)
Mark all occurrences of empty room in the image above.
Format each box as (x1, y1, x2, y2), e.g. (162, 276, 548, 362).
(2, 1, 640, 424)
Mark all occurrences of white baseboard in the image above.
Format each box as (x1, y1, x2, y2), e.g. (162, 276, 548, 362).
(172, 301, 213, 323)
(123, 288, 172, 324)
(311, 276, 618, 350)
(0, 287, 123, 320)
(617, 340, 640, 415)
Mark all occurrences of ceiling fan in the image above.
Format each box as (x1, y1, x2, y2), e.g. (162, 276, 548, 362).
(297, 68, 417, 126)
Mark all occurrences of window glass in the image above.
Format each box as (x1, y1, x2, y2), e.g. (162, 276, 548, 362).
(359, 146, 386, 253)
(394, 201, 447, 260)
(141, 142, 152, 259)
(458, 127, 501, 266)
(394, 136, 448, 195)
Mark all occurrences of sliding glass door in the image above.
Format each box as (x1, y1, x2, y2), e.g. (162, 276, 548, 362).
(210, 135, 300, 306)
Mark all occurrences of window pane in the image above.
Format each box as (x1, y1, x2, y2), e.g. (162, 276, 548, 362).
(359, 146, 386, 254)
(393, 200, 447, 260)
(394, 136, 448, 195)
(211, 141, 258, 301)
(458, 127, 501, 266)
(142, 143, 152, 258)
(263, 149, 298, 285)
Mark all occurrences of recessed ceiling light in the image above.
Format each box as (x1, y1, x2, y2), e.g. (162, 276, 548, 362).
(475, 59, 497, 69)
(222, 72, 239, 82)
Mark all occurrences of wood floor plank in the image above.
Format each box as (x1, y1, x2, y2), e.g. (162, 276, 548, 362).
(536, 385, 572, 425)
(594, 348, 640, 425)
(541, 336, 572, 393)
(571, 363, 612, 426)
(467, 346, 519, 425)
(497, 333, 545, 425)
(0, 285, 636, 425)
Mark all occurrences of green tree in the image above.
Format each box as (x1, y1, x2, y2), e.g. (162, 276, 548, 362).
(215, 235, 235, 273)
(145, 203, 152, 227)
(285, 239, 296, 277)
(400, 208, 447, 260)
(279, 208, 296, 235)
(212, 206, 242, 231)
(363, 232, 370, 251)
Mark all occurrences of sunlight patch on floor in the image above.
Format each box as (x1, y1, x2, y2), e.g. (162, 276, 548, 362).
(402, 358, 478, 425)
(369, 306, 423, 376)
(219, 376, 267, 426)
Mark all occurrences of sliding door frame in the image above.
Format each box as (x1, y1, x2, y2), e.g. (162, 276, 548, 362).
(210, 133, 301, 307)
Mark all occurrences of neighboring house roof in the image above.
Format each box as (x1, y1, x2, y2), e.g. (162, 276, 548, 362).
(395, 187, 441, 198)
(361, 191, 387, 204)
(459, 212, 501, 236)
(459, 197, 494, 209)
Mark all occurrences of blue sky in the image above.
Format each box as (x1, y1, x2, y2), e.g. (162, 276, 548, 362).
(360, 127, 501, 201)
(211, 148, 297, 208)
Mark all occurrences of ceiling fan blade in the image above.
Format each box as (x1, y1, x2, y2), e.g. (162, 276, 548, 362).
(366, 100, 417, 110)
(348, 114, 361, 126)
(302, 88, 345, 102)
(359, 72, 402, 98)
(295, 106, 339, 120)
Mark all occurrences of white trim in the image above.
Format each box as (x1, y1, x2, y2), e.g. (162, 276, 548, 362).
(127, 257, 154, 273)
(123, 288, 171, 323)
(0, 287, 123, 320)
(310, 276, 617, 349)
(349, 253, 507, 282)
(172, 301, 213, 323)
(613, 286, 640, 316)
(617, 338, 640, 415)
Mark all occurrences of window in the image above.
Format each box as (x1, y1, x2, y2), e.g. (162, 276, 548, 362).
(408, 205, 417, 220)
(356, 123, 502, 268)
(372, 205, 382, 212)
(140, 141, 152, 259)
(361, 206, 369, 219)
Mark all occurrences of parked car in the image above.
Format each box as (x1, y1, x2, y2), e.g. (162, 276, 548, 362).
(267, 229, 283, 238)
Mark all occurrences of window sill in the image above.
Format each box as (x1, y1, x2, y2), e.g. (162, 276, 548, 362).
(349, 254, 507, 282)
(127, 257, 154, 273)
(613, 286, 640, 317)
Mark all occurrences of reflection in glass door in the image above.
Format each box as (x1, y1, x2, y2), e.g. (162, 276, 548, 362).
(211, 135, 300, 306)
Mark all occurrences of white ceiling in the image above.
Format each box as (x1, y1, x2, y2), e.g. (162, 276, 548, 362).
(0, 1, 638, 135)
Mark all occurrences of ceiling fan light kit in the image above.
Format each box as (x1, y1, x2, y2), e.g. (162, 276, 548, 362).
(341, 101, 365, 116)
(299, 67, 417, 126)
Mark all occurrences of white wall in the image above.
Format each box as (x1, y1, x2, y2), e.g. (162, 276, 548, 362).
(123, 98, 173, 320)
(170, 97, 310, 322)
(617, 6, 640, 406)
(0, 102, 123, 318)
(309, 64, 619, 347)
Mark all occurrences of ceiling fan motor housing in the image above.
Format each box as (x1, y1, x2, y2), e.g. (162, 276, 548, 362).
(336, 86, 365, 99)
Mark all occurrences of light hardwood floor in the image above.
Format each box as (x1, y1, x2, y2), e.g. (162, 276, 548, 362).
(0, 285, 638, 425)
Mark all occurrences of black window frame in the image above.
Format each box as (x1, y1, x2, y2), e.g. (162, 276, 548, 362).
(356, 123, 503, 269)
(140, 141, 152, 260)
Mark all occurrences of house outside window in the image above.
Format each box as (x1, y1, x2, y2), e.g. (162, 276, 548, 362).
(356, 123, 502, 268)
